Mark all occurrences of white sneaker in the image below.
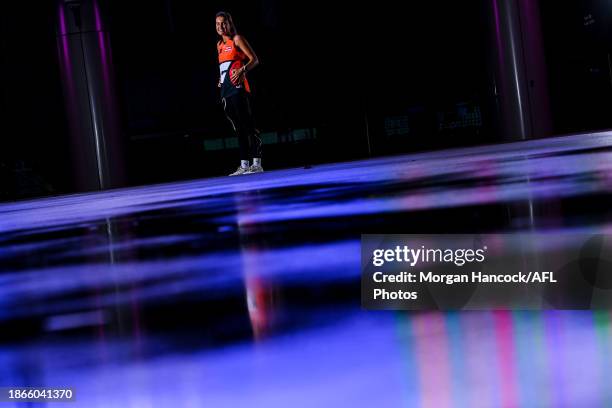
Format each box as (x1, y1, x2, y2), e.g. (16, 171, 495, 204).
(245, 164, 264, 174)
(229, 166, 249, 176)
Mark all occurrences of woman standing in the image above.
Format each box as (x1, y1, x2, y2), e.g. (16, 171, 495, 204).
(216, 11, 262, 175)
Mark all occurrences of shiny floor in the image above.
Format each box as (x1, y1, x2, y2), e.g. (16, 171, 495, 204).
(1, 132, 612, 407)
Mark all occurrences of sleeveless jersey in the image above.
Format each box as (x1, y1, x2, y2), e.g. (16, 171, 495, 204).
(218, 38, 251, 98)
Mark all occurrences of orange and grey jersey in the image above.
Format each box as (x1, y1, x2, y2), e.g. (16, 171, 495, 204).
(217, 38, 251, 99)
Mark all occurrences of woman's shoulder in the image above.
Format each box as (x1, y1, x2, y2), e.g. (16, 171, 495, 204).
(233, 34, 247, 44)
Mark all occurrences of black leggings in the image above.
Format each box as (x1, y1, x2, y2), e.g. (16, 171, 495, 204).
(223, 93, 262, 160)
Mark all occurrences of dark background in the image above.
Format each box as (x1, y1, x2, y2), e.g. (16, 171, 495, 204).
(1, 0, 611, 200)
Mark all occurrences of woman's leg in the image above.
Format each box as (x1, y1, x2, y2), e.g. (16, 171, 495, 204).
(242, 98, 262, 160)
(223, 95, 250, 162)
(224, 93, 263, 173)
(236, 95, 263, 170)
(234, 94, 262, 160)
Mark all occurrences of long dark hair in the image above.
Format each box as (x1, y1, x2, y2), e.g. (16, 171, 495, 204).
(216, 11, 237, 38)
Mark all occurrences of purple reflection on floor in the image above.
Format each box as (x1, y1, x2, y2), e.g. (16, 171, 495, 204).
(1, 132, 612, 406)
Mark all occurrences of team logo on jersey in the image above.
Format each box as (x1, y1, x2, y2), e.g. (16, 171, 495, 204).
(219, 61, 232, 84)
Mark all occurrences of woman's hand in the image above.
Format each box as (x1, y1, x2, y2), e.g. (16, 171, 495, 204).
(230, 66, 246, 85)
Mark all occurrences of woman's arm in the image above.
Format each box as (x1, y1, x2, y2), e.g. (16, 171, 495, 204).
(231, 35, 259, 83)
(217, 41, 222, 87)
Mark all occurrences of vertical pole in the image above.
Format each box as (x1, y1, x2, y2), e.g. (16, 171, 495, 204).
(57, 0, 124, 191)
(489, 0, 552, 141)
